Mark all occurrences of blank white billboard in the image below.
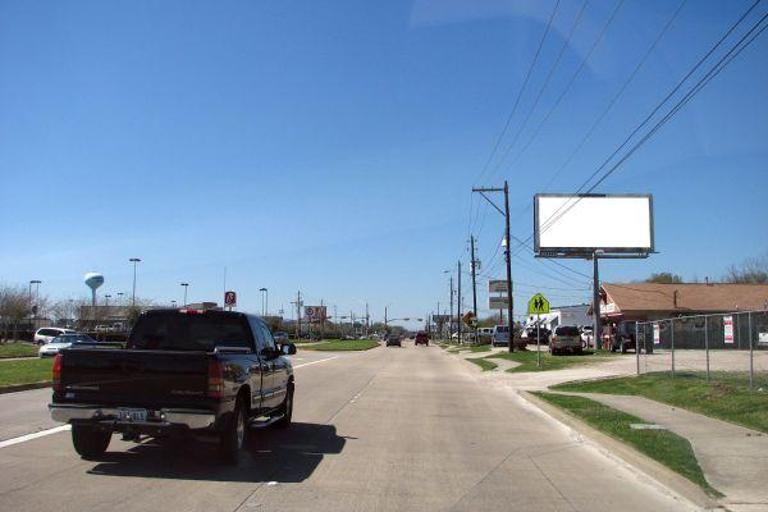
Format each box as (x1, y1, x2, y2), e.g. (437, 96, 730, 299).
(534, 194, 654, 256)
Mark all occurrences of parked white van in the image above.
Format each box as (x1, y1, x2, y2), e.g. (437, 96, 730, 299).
(33, 327, 76, 345)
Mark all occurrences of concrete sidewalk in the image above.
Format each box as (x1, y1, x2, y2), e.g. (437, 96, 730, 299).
(564, 392, 768, 511)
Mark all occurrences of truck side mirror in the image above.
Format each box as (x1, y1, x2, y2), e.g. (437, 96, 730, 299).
(281, 343, 297, 355)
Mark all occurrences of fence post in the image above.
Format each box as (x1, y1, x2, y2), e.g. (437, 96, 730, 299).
(748, 312, 754, 391)
(704, 316, 710, 383)
(635, 322, 640, 376)
(670, 318, 675, 378)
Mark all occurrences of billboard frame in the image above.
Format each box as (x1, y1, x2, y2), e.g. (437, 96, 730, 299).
(533, 193, 655, 258)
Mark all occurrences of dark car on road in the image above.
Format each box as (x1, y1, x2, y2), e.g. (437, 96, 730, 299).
(414, 331, 429, 346)
(385, 333, 402, 347)
(610, 321, 653, 354)
(49, 308, 297, 463)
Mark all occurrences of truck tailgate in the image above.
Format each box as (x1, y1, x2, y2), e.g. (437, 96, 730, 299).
(59, 348, 210, 408)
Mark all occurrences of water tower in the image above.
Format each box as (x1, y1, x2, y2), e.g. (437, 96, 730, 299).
(84, 272, 104, 307)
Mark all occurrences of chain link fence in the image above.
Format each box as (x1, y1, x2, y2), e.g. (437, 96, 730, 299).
(634, 310, 768, 389)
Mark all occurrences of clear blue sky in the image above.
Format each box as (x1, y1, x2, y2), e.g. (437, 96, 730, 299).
(1, 0, 766, 326)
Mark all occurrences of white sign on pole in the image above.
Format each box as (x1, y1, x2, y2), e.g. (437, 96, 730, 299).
(488, 280, 508, 293)
(653, 323, 660, 345)
(534, 194, 654, 256)
(723, 316, 734, 344)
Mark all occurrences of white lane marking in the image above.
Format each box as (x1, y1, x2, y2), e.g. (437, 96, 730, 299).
(0, 355, 341, 450)
(293, 355, 339, 369)
(0, 425, 71, 449)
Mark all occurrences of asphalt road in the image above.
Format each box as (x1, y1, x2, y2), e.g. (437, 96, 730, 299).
(0, 344, 696, 511)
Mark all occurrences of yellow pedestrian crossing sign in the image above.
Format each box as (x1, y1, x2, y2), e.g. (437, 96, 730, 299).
(527, 293, 550, 315)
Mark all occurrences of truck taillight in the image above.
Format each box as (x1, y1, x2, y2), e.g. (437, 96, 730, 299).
(52, 353, 63, 393)
(208, 361, 223, 398)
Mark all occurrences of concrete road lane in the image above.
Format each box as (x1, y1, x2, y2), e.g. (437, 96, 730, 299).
(0, 344, 696, 512)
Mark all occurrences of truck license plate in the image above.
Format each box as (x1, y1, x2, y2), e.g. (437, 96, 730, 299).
(117, 408, 147, 422)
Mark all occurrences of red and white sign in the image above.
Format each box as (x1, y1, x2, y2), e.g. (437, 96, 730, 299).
(723, 316, 734, 344)
(653, 323, 660, 345)
(224, 291, 237, 307)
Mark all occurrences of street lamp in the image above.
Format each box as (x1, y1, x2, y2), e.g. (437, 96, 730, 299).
(105, 294, 112, 307)
(171, 300, 177, 308)
(180, 283, 189, 306)
(259, 288, 268, 316)
(116, 292, 124, 305)
(28, 280, 42, 320)
(129, 258, 141, 307)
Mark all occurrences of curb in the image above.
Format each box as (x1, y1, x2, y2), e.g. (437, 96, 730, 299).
(0, 382, 52, 395)
(519, 390, 719, 511)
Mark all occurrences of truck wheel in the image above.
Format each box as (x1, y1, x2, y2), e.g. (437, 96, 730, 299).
(219, 399, 247, 464)
(273, 387, 294, 429)
(72, 425, 111, 459)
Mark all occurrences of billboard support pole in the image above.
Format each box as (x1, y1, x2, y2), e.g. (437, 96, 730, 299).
(592, 252, 602, 352)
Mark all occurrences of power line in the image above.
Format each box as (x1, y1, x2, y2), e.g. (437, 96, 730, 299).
(468, 0, 562, 235)
(517, 0, 766, 254)
(539, 0, 688, 193)
(539, 3, 768, 238)
(488, 0, 627, 184)
(487, 0, 589, 179)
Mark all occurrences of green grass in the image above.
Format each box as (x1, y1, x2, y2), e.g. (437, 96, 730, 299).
(0, 358, 53, 388)
(0, 342, 38, 359)
(468, 344, 492, 353)
(486, 350, 615, 373)
(534, 392, 721, 497)
(300, 339, 379, 351)
(467, 357, 498, 371)
(553, 372, 768, 434)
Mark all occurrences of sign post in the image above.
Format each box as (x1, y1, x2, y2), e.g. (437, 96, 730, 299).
(527, 293, 550, 368)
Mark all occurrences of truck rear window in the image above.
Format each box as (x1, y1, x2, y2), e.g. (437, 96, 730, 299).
(128, 312, 252, 352)
(555, 326, 580, 336)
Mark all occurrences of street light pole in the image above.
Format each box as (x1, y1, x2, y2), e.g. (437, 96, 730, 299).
(180, 283, 189, 306)
(105, 294, 111, 307)
(129, 258, 141, 307)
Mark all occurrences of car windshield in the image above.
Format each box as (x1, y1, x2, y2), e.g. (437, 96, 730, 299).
(128, 311, 252, 351)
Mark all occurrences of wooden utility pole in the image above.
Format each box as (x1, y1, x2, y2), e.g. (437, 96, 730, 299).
(472, 181, 514, 352)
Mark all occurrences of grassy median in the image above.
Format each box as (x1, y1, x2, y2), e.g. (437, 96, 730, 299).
(486, 350, 615, 373)
(300, 339, 379, 351)
(0, 358, 53, 389)
(553, 372, 768, 434)
(534, 392, 721, 497)
(0, 342, 38, 359)
(467, 357, 498, 371)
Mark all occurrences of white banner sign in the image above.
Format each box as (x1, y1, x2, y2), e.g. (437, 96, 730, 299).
(723, 316, 734, 344)
(653, 323, 660, 345)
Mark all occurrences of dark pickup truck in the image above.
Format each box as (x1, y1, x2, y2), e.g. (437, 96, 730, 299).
(49, 308, 296, 463)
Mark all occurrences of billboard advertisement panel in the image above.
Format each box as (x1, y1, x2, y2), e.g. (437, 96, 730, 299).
(488, 280, 509, 293)
(534, 194, 654, 256)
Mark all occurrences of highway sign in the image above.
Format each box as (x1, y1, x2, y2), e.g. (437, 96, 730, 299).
(224, 291, 237, 307)
(527, 293, 550, 315)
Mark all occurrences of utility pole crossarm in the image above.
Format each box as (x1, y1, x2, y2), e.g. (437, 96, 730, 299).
(472, 188, 505, 217)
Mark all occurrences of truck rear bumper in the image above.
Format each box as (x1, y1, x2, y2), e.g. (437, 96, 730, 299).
(49, 404, 216, 430)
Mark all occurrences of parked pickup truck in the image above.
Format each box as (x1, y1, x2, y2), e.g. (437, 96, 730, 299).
(49, 308, 296, 463)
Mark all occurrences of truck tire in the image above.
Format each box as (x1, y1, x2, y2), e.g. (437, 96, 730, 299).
(273, 386, 293, 429)
(72, 425, 111, 459)
(219, 398, 247, 464)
